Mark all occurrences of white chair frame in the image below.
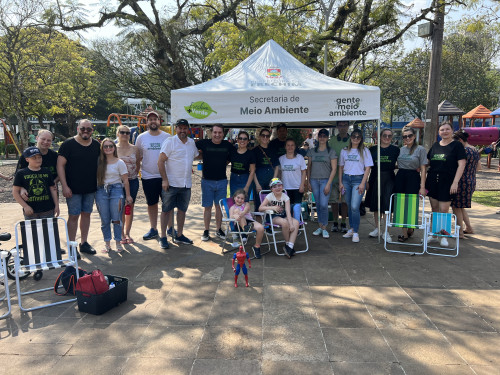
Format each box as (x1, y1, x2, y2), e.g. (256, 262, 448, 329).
(425, 212, 460, 257)
(0, 251, 11, 319)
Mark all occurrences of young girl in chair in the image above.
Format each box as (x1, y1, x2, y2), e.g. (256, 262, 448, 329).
(259, 178, 299, 259)
(229, 189, 265, 258)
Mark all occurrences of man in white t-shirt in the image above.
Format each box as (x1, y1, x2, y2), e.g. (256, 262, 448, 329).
(157, 119, 199, 248)
(135, 111, 171, 241)
(305, 133, 315, 149)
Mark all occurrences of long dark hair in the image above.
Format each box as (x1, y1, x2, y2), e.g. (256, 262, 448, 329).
(347, 128, 365, 163)
(314, 128, 331, 154)
(402, 126, 418, 155)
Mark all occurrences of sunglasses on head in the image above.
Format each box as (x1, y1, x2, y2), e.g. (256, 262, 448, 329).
(402, 134, 414, 139)
(103, 144, 115, 149)
(119, 130, 131, 135)
(79, 127, 93, 132)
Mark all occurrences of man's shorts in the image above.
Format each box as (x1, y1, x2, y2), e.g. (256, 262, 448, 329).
(329, 181, 346, 204)
(161, 187, 191, 212)
(201, 179, 228, 208)
(142, 178, 163, 206)
(67, 193, 95, 216)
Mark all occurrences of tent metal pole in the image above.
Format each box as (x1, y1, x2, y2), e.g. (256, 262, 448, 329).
(377, 120, 381, 244)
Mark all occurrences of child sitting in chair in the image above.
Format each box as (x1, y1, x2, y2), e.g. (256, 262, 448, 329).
(229, 189, 265, 259)
(259, 178, 299, 259)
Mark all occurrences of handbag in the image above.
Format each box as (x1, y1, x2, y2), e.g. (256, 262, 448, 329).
(54, 266, 88, 296)
(76, 269, 109, 295)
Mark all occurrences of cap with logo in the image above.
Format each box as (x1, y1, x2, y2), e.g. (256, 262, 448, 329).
(23, 146, 41, 159)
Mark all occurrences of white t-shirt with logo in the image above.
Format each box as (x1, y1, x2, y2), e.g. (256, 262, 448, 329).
(339, 147, 373, 175)
(279, 154, 307, 190)
(160, 135, 199, 188)
(136, 131, 171, 179)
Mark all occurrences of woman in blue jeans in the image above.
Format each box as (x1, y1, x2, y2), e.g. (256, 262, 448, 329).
(96, 138, 133, 253)
(338, 129, 373, 243)
(229, 131, 256, 198)
(306, 129, 337, 238)
(253, 128, 279, 209)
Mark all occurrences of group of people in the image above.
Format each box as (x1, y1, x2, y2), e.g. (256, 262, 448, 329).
(9, 117, 481, 258)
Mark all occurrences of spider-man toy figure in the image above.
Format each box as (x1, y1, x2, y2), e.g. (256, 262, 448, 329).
(232, 246, 251, 287)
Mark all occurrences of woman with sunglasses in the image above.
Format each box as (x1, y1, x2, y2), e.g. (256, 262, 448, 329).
(338, 129, 373, 243)
(229, 130, 256, 198)
(365, 128, 399, 242)
(394, 126, 427, 242)
(426, 121, 466, 245)
(276, 138, 307, 222)
(96, 138, 133, 253)
(253, 128, 279, 210)
(116, 125, 140, 244)
(306, 128, 337, 238)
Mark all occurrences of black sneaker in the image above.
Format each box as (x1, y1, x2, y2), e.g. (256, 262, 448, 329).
(201, 230, 210, 241)
(331, 222, 339, 232)
(158, 236, 170, 249)
(76, 250, 81, 260)
(167, 227, 178, 237)
(143, 228, 159, 240)
(174, 234, 193, 245)
(79, 242, 96, 255)
(216, 229, 226, 240)
(283, 245, 291, 259)
(253, 246, 262, 259)
(340, 223, 348, 233)
(289, 247, 296, 257)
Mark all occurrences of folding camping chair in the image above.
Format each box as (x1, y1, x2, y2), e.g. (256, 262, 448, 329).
(0, 250, 11, 319)
(425, 212, 460, 257)
(307, 192, 331, 223)
(219, 197, 271, 258)
(12, 218, 79, 312)
(384, 193, 426, 255)
(259, 190, 309, 256)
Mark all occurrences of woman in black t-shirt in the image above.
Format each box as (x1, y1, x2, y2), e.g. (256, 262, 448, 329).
(252, 128, 279, 209)
(426, 121, 466, 214)
(229, 131, 256, 198)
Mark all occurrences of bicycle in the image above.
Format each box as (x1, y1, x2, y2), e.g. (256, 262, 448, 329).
(0, 231, 43, 281)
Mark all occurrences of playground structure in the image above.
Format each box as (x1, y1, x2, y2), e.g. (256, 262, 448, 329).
(0, 119, 21, 158)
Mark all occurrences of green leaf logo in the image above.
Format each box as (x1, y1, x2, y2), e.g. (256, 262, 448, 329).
(184, 101, 217, 119)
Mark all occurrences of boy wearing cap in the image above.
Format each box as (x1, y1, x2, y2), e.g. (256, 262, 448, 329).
(13, 147, 59, 219)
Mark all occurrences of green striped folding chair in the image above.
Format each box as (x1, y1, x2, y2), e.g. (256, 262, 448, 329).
(384, 193, 426, 255)
(425, 212, 460, 257)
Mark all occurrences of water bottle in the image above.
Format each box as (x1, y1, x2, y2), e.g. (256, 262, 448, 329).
(125, 204, 131, 215)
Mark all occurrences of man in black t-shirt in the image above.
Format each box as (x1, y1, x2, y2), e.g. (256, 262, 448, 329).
(269, 123, 288, 157)
(57, 119, 101, 257)
(195, 124, 233, 241)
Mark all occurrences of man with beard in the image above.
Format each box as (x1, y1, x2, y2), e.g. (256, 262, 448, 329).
(157, 119, 199, 248)
(136, 111, 171, 242)
(57, 119, 101, 257)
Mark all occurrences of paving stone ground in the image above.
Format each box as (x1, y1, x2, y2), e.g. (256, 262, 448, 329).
(1, 200, 500, 375)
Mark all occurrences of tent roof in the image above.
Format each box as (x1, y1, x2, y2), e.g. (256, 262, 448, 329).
(406, 118, 425, 129)
(490, 107, 500, 116)
(438, 100, 464, 116)
(463, 104, 493, 119)
(171, 40, 380, 127)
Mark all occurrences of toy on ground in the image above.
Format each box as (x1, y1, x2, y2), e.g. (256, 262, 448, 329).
(232, 246, 251, 287)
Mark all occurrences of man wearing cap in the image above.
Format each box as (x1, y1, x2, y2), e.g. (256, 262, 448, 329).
(57, 119, 101, 257)
(157, 119, 199, 248)
(196, 124, 233, 241)
(327, 120, 350, 233)
(136, 111, 171, 241)
(269, 123, 289, 157)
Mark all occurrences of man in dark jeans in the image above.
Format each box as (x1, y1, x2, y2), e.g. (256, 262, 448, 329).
(57, 119, 101, 258)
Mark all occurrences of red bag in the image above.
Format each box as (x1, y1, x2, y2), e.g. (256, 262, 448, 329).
(76, 269, 109, 295)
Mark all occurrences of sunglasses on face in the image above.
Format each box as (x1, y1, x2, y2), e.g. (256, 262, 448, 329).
(402, 134, 414, 139)
(119, 131, 131, 135)
(103, 144, 115, 149)
(351, 135, 362, 139)
(238, 137, 248, 141)
(79, 127, 93, 132)
(382, 134, 393, 138)
(260, 134, 270, 138)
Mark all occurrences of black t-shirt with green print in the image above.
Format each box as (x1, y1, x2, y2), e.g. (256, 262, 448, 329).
(369, 145, 400, 171)
(427, 141, 466, 176)
(230, 148, 256, 175)
(13, 167, 55, 213)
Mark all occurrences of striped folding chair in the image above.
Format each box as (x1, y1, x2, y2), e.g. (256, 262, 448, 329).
(384, 193, 426, 255)
(425, 212, 460, 257)
(12, 217, 79, 312)
(0, 250, 11, 319)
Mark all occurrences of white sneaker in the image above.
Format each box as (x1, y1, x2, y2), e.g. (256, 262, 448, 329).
(343, 229, 354, 238)
(384, 233, 392, 243)
(313, 228, 322, 236)
(369, 228, 379, 237)
(322, 229, 330, 239)
(352, 233, 360, 243)
(427, 235, 437, 243)
(440, 237, 449, 247)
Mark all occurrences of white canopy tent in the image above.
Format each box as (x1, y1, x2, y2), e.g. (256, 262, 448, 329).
(171, 40, 380, 127)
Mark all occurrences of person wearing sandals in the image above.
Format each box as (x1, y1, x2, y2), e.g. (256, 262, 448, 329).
(229, 189, 265, 258)
(306, 128, 337, 239)
(365, 128, 399, 242)
(338, 129, 373, 243)
(116, 125, 140, 245)
(451, 130, 480, 239)
(96, 139, 133, 253)
(426, 121, 466, 247)
(393, 126, 427, 242)
(259, 178, 299, 258)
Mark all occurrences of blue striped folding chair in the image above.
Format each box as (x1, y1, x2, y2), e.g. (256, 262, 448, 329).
(0, 250, 11, 319)
(425, 212, 460, 257)
(13, 217, 79, 312)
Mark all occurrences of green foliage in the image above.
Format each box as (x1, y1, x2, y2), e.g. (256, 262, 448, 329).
(472, 191, 500, 207)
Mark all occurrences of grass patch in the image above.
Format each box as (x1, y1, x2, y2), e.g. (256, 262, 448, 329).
(472, 191, 500, 207)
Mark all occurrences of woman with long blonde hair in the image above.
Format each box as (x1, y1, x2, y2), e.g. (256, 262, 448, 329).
(96, 138, 133, 253)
